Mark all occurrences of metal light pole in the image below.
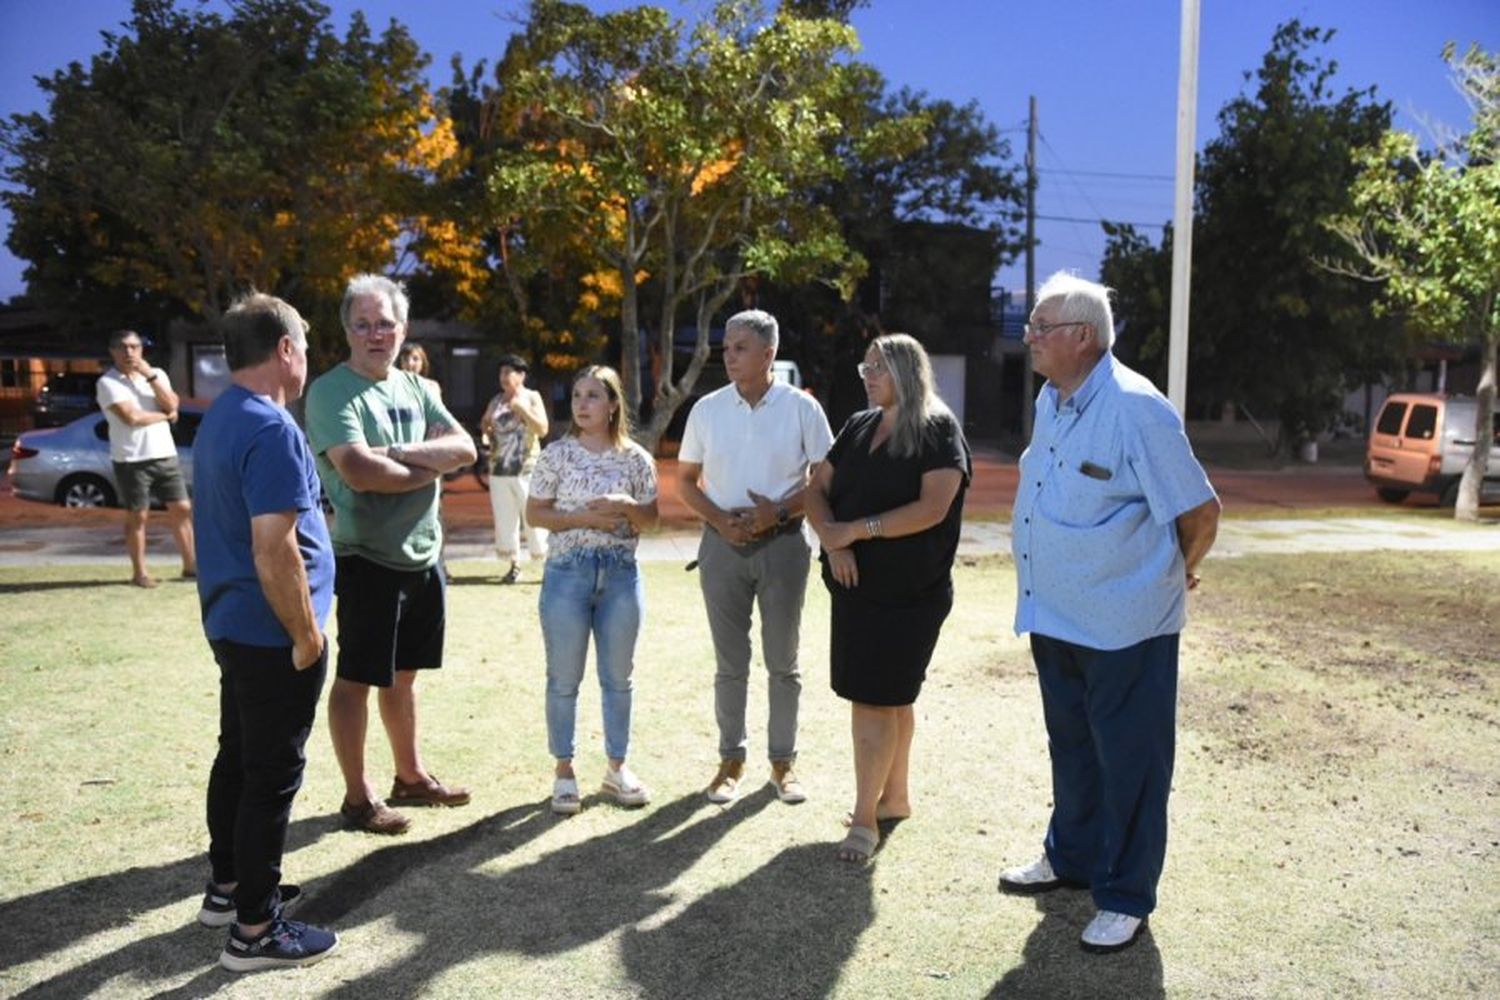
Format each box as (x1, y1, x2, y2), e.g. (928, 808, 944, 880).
(1168, 0, 1200, 414)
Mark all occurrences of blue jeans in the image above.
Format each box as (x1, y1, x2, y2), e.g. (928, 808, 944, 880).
(1031, 631, 1178, 918)
(539, 548, 644, 762)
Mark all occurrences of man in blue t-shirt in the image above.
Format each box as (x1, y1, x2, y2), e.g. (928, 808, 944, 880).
(192, 293, 338, 973)
(1000, 272, 1221, 955)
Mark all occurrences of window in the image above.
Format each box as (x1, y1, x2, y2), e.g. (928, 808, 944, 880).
(1374, 401, 1407, 435)
(1405, 404, 1438, 441)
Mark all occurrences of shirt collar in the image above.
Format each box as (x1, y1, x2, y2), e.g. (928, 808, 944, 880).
(1051, 352, 1113, 416)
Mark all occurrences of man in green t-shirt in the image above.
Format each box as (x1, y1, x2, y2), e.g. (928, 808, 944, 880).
(306, 274, 478, 835)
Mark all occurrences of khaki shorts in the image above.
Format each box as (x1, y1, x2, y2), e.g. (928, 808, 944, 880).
(113, 457, 189, 510)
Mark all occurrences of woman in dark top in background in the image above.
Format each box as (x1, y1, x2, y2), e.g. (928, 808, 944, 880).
(804, 333, 971, 863)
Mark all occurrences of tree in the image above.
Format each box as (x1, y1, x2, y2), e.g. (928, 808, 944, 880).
(1326, 43, 1499, 520)
(1, 0, 454, 356)
(1102, 22, 1405, 448)
(480, 0, 924, 450)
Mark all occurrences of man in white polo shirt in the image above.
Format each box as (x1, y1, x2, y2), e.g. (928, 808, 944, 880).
(95, 328, 196, 587)
(677, 309, 834, 805)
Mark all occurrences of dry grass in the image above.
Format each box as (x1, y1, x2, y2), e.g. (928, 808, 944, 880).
(0, 549, 1496, 998)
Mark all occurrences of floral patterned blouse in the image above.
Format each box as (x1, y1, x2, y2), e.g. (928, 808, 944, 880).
(529, 436, 658, 558)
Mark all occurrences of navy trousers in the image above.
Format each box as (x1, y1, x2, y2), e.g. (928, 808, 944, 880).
(1031, 631, 1178, 918)
(206, 638, 327, 925)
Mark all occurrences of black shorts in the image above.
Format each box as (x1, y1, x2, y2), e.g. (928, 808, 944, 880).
(334, 554, 446, 688)
(113, 457, 189, 510)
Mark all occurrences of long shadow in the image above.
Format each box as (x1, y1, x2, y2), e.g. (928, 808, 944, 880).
(0, 580, 143, 594)
(315, 788, 774, 998)
(621, 841, 876, 1000)
(987, 890, 1164, 999)
(4, 813, 344, 997)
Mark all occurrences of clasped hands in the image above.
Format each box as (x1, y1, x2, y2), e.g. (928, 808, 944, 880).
(715, 490, 787, 546)
(574, 493, 638, 535)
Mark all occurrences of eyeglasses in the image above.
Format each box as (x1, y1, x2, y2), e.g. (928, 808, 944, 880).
(1024, 320, 1089, 338)
(856, 361, 889, 378)
(351, 318, 400, 337)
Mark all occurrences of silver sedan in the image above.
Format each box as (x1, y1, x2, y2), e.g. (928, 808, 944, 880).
(7, 407, 201, 508)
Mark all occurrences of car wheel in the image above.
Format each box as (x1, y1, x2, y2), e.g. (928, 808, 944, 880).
(58, 474, 116, 508)
(1439, 480, 1461, 508)
(1375, 487, 1409, 503)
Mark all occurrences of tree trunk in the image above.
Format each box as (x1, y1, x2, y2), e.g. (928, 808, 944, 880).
(1453, 323, 1496, 522)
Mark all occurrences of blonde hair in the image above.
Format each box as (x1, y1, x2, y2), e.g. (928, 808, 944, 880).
(569, 365, 631, 449)
(873, 333, 950, 458)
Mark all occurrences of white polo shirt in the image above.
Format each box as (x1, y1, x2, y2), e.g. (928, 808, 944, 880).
(679, 380, 833, 511)
(96, 367, 177, 463)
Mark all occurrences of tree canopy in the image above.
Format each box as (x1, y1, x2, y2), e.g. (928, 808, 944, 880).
(1102, 21, 1402, 448)
(470, 0, 927, 448)
(1327, 43, 1499, 519)
(1, 0, 454, 352)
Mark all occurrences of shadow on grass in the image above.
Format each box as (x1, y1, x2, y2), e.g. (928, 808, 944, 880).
(4, 813, 345, 998)
(309, 788, 778, 998)
(987, 889, 1163, 999)
(621, 841, 875, 999)
(0, 580, 146, 594)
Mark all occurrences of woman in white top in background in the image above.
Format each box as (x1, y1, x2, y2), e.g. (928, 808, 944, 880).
(482, 354, 550, 583)
(526, 365, 658, 815)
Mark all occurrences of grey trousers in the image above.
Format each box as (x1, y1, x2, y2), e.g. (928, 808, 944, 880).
(697, 526, 811, 762)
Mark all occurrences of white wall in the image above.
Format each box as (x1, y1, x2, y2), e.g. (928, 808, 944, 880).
(931, 354, 965, 425)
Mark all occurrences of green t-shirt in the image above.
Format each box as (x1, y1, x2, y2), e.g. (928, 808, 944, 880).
(305, 363, 458, 570)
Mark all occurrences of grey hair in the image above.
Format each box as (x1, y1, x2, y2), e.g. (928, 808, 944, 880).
(220, 293, 307, 371)
(724, 309, 779, 350)
(1034, 271, 1115, 351)
(873, 333, 950, 459)
(340, 273, 410, 332)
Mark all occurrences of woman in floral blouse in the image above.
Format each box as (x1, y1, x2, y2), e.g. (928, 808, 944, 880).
(525, 365, 659, 815)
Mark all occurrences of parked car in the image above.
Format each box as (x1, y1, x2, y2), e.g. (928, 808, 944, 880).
(31, 372, 102, 428)
(1365, 392, 1500, 506)
(8, 406, 203, 508)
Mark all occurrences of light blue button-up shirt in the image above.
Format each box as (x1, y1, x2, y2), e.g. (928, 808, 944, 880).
(1012, 353, 1216, 650)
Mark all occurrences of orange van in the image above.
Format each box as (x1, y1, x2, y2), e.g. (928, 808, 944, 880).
(1365, 393, 1500, 505)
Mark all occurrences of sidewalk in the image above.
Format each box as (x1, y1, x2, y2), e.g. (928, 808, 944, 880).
(3, 453, 1497, 569)
(3, 513, 1497, 570)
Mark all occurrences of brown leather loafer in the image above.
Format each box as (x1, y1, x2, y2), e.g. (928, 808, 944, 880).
(340, 798, 411, 835)
(388, 776, 471, 808)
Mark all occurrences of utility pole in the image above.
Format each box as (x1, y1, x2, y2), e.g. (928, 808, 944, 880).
(1022, 94, 1037, 440)
(1168, 0, 1201, 414)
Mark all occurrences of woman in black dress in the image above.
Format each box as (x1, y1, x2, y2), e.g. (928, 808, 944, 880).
(805, 333, 971, 862)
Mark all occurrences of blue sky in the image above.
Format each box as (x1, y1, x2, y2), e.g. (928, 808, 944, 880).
(1, 0, 1495, 304)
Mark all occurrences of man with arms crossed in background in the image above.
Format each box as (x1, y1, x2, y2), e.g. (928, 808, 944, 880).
(307, 274, 477, 835)
(1000, 272, 1220, 953)
(677, 309, 834, 805)
(194, 293, 337, 971)
(95, 328, 196, 586)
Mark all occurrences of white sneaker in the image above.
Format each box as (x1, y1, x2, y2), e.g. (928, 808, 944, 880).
(1081, 910, 1144, 953)
(998, 854, 1068, 894)
(602, 765, 650, 807)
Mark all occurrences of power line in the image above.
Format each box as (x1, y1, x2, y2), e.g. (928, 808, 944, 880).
(1036, 213, 1169, 230)
(1038, 168, 1175, 182)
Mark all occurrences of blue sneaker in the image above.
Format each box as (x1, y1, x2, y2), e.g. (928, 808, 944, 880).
(220, 917, 337, 972)
(197, 882, 302, 928)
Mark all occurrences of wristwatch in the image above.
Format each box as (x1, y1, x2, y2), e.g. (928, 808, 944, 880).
(389, 443, 405, 464)
(145, 371, 160, 383)
(776, 503, 789, 527)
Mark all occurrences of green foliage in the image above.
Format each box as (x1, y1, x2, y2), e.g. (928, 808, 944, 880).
(1326, 43, 1499, 519)
(1104, 22, 1403, 446)
(475, 0, 927, 447)
(0, 0, 446, 353)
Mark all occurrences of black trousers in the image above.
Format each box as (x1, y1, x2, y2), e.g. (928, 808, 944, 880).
(206, 638, 327, 925)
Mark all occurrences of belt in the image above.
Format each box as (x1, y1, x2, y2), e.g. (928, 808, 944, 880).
(707, 516, 804, 549)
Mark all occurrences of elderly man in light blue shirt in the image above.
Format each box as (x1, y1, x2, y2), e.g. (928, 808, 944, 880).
(999, 272, 1220, 954)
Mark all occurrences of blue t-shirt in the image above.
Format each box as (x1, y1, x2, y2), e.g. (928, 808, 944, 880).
(194, 385, 334, 646)
(1012, 353, 1217, 650)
